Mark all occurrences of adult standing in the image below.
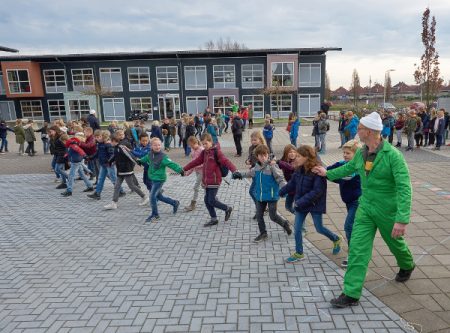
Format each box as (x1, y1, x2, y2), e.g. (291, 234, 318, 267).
(433, 109, 446, 150)
(317, 112, 329, 154)
(231, 112, 244, 157)
(313, 112, 415, 308)
(87, 109, 100, 131)
(247, 104, 254, 129)
(338, 111, 347, 148)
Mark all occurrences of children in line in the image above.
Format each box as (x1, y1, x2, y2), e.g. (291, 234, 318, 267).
(184, 136, 204, 212)
(246, 131, 266, 219)
(13, 119, 26, 155)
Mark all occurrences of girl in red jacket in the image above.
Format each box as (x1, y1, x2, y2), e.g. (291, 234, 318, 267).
(183, 133, 237, 227)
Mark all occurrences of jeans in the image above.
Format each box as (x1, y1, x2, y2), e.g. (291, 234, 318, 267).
(318, 133, 326, 153)
(51, 155, 60, 179)
(407, 132, 415, 149)
(96, 165, 122, 194)
(266, 138, 273, 153)
(255, 201, 288, 234)
(42, 138, 49, 154)
(55, 162, 68, 184)
(148, 180, 177, 217)
(243, 119, 247, 128)
(113, 175, 145, 202)
(164, 135, 171, 149)
(339, 131, 345, 147)
(204, 187, 228, 219)
(87, 159, 97, 177)
(294, 211, 339, 254)
(388, 128, 394, 144)
(0, 137, 8, 151)
(436, 134, 444, 148)
(67, 162, 93, 193)
(345, 200, 359, 245)
(396, 128, 403, 145)
(290, 137, 297, 147)
(233, 134, 242, 155)
(224, 121, 229, 132)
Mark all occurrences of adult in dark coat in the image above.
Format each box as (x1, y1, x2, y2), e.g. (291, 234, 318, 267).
(87, 110, 100, 131)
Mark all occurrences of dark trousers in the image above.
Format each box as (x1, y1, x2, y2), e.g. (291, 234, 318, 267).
(143, 165, 151, 191)
(255, 201, 288, 235)
(436, 134, 444, 148)
(233, 134, 242, 155)
(248, 119, 253, 129)
(429, 133, 435, 145)
(25, 141, 35, 155)
(204, 187, 228, 219)
(388, 128, 394, 144)
(266, 138, 273, 153)
(415, 134, 423, 147)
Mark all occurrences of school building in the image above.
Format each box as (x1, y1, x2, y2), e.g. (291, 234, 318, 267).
(0, 47, 340, 122)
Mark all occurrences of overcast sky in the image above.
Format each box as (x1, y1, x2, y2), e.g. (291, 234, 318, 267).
(1, 0, 449, 89)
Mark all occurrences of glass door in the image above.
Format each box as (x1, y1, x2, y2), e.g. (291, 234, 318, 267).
(158, 94, 180, 120)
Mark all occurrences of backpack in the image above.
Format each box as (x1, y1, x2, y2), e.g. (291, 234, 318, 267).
(213, 148, 229, 177)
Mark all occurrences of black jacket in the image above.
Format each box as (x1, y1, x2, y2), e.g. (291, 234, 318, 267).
(87, 114, 100, 131)
(112, 139, 135, 175)
(185, 124, 196, 140)
(231, 116, 243, 135)
(53, 137, 67, 163)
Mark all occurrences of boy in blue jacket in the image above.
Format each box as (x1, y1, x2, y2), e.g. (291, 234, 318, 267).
(326, 139, 362, 267)
(131, 133, 151, 193)
(233, 144, 292, 242)
(289, 116, 300, 147)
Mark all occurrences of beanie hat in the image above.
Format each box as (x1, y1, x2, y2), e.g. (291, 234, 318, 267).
(360, 112, 383, 131)
(89, 109, 96, 115)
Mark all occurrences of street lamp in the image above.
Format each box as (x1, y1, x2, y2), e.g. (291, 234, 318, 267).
(383, 69, 395, 105)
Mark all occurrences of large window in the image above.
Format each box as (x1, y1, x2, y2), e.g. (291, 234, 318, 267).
(241, 64, 264, 89)
(100, 68, 123, 92)
(271, 62, 294, 87)
(186, 96, 208, 115)
(270, 94, 292, 118)
(213, 95, 235, 114)
(128, 67, 151, 91)
(43, 69, 67, 93)
(0, 101, 16, 121)
(0, 72, 5, 95)
(156, 66, 179, 90)
(130, 97, 153, 120)
(72, 69, 94, 91)
(299, 63, 321, 87)
(298, 94, 320, 117)
(20, 100, 43, 120)
(7, 69, 31, 94)
(184, 66, 207, 90)
(213, 65, 235, 88)
(103, 98, 126, 121)
(48, 100, 67, 120)
(69, 99, 90, 120)
(242, 95, 264, 119)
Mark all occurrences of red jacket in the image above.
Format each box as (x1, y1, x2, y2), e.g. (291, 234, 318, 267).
(80, 135, 97, 156)
(184, 146, 236, 188)
(241, 109, 249, 120)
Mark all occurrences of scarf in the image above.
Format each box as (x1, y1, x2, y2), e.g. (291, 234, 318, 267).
(151, 150, 165, 169)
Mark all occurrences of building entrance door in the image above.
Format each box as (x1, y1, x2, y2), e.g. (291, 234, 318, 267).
(158, 94, 180, 120)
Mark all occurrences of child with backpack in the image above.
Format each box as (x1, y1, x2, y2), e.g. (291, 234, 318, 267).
(184, 136, 204, 212)
(183, 133, 236, 226)
(263, 119, 274, 153)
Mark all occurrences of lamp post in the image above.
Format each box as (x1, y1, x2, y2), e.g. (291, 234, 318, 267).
(383, 69, 395, 105)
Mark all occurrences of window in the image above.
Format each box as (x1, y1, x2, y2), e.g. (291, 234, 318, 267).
(69, 99, 90, 120)
(48, 100, 67, 120)
(241, 64, 264, 89)
(213, 95, 235, 114)
(0, 101, 16, 121)
(20, 100, 43, 120)
(186, 96, 208, 115)
(156, 66, 179, 90)
(130, 97, 153, 120)
(43, 69, 67, 93)
(242, 95, 264, 119)
(213, 65, 235, 88)
(271, 62, 294, 87)
(270, 94, 292, 118)
(298, 94, 320, 117)
(72, 69, 94, 91)
(103, 98, 126, 121)
(184, 66, 207, 90)
(299, 63, 321, 87)
(128, 67, 151, 91)
(0, 72, 5, 95)
(7, 69, 31, 94)
(100, 68, 123, 92)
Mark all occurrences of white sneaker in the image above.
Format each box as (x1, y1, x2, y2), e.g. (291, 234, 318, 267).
(104, 201, 117, 210)
(139, 196, 149, 206)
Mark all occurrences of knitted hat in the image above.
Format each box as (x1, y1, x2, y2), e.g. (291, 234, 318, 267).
(360, 112, 383, 131)
(89, 109, 96, 115)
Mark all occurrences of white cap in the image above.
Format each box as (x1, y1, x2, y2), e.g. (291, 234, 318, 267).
(360, 112, 383, 131)
(89, 109, 96, 115)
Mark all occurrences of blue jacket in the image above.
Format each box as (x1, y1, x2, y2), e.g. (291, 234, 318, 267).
(263, 124, 274, 140)
(97, 142, 114, 166)
(290, 119, 300, 140)
(150, 125, 164, 142)
(0, 123, 13, 139)
(242, 161, 286, 202)
(327, 161, 361, 204)
(207, 124, 218, 144)
(131, 144, 151, 159)
(344, 116, 359, 138)
(280, 167, 327, 214)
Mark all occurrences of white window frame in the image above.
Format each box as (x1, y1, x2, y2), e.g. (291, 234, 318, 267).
(99, 68, 123, 92)
(127, 67, 151, 92)
(103, 98, 126, 121)
(242, 95, 264, 119)
(241, 64, 264, 89)
(0, 72, 6, 95)
(186, 96, 208, 115)
(0, 101, 16, 121)
(270, 94, 292, 118)
(71, 68, 95, 91)
(47, 100, 67, 120)
(298, 94, 321, 117)
(68, 99, 91, 120)
(270, 62, 294, 87)
(130, 97, 153, 120)
(299, 63, 321, 88)
(156, 66, 179, 90)
(20, 100, 43, 120)
(43, 69, 68, 94)
(213, 65, 236, 89)
(213, 95, 235, 114)
(7, 69, 32, 94)
(184, 66, 207, 90)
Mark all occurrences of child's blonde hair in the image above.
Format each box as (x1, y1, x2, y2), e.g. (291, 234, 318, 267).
(342, 139, 361, 153)
(250, 130, 266, 146)
(152, 120, 160, 126)
(101, 130, 111, 141)
(187, 136, 200, 146)
(150, 137, 162, 144)
(94, 129, 102, 137)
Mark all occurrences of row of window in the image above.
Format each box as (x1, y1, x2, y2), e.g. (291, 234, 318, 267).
(0, 63, 322, 95)
(0, 94, 320, 122)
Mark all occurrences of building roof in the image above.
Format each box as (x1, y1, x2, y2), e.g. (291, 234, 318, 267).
(0, 47, 342, 62)
(0, 45, 19, 53)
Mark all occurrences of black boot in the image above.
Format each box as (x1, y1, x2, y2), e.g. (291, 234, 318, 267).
(395, 266, 415, 282)
(330, 293, 359, 308)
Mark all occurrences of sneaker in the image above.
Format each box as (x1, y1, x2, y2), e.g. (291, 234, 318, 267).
(145, 215, 160, 223)
(283, 221, 292, 235)
(104, 202, 118, 210)
(83, 187, 94, 193)
(341, 258, 348, 268)
(61, 190, 72, 197)
(56, 183, 67, 189)
(139, 196, 149, 206)
(330, 293, 359, 308)
(253, 232, 268, 243)
(224, 207, 233, 221)
(173, 200, 180, 214)
(286, 252, 304, 263)
(87, 192, 101, 200)
(395, 266, 415, 282)
(119, 192, 126, 198)
(204, 219, 219, 227)
(332, 237, 342, 255)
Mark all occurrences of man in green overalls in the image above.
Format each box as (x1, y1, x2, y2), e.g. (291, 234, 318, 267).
(313, 112, 415, 308)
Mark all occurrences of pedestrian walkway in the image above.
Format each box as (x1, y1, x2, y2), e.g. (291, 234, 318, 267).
(0, 174, 410, 333)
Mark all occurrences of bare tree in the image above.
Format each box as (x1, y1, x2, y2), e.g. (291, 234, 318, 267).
(81, 83, 114, 122)
(260, 85, 297, 119)
(385, 73, 392, 101)
(202, 37, 247, 51)
(414, 7, 443, 110)
(325, 71, 331, 100)
(350, 69, 361, 107)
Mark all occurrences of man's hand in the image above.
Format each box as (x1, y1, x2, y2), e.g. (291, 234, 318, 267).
(391, 223, 407, 239)
(312, 166, 327, 177)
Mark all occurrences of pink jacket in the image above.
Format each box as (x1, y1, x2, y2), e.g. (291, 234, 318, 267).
(185, 146, 204, 176)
